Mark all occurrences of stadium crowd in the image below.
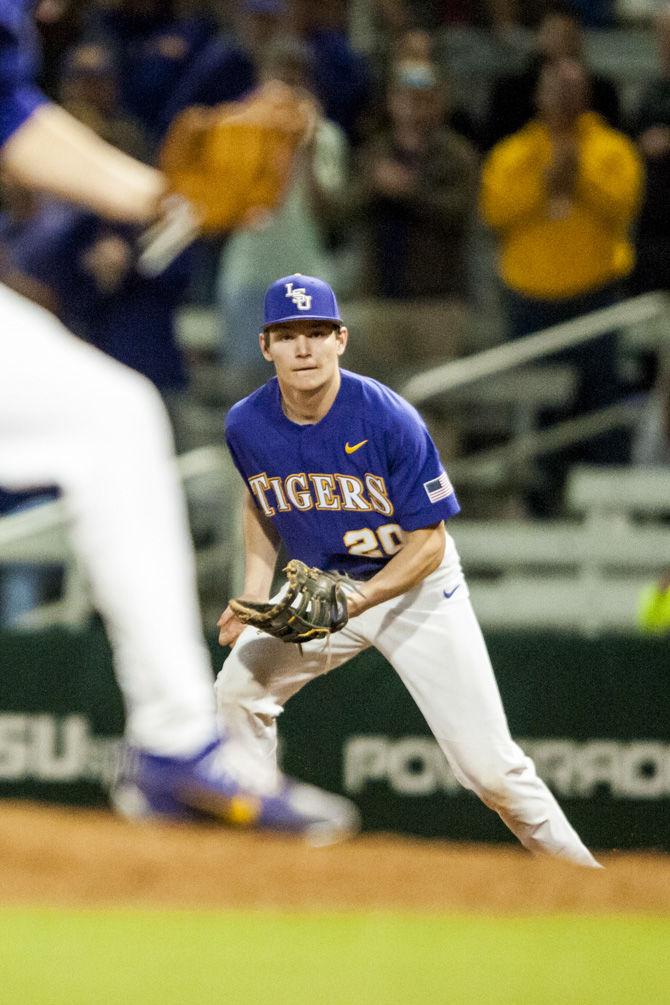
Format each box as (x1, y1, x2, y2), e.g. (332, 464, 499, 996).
(2, 0, 670, 619)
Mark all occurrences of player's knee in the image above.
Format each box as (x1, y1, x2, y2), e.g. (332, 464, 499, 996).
(215, 660, 261, 708)
(455, 748, 526, 803)
(468, 760, 534, 813)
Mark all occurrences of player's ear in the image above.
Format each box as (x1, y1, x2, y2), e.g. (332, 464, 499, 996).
(259, 330, 272, 361)
(336, 326, 348, 356)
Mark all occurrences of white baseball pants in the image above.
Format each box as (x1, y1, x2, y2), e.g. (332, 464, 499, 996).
(216, 536, 600, 867)
(0, 284, 217, 756)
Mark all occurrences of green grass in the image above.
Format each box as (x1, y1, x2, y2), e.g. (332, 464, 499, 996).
(0, 909, 668, 1005)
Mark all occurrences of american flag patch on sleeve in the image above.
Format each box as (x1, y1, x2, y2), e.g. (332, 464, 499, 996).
(423, 471, 454, 503)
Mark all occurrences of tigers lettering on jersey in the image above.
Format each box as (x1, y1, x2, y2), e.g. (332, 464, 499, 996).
(248, 471, 394, 518)
(225, 371, 460, 578)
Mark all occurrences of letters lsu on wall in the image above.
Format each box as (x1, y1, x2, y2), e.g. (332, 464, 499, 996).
(0, 713, 119, 784)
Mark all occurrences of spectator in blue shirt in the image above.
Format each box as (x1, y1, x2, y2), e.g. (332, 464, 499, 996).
(161, 1, 374, 146)
(81, 0, 216, 146)
(158, 0, 287, 137)
(293, 2, 375, 143)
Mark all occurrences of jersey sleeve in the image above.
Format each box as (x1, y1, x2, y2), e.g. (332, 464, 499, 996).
(386, 397, 460, 530)
(0, 3, 49, 148)
(224, 404, 259, 503)
(224, 417, 246, 478)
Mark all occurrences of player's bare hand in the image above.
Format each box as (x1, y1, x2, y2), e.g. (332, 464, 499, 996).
(218, 593, 270, 646)
(217, 605, 247, 647)
(546, 140, 578, 198)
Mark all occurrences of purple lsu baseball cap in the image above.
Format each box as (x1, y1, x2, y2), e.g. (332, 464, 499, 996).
(263, 274, 342, 329)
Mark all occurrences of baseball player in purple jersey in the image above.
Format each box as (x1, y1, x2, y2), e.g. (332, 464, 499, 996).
(0, 2, 357, 840)
(217, 273, 601, 866)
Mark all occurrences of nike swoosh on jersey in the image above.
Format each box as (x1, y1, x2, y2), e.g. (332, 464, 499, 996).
(345, 439, 368, 454)
(443, 585, 461, 599)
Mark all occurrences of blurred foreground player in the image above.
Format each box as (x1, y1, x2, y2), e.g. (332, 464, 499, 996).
(0, 1, 358, 843)
(216, 273, 600, 867)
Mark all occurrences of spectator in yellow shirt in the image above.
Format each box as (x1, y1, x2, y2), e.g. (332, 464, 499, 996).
(480, 58, 644, 515)
(481, 58, 641, 307)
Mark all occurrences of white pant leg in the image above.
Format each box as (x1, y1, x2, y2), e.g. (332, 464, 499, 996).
(216, 621, 367, 781)
(217, 531, 598, 866)
(0, 285, 216, 755)
(363, 538, 599, 867)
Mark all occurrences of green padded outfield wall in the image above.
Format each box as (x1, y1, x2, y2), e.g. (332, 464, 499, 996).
(0, 626, 669, 850)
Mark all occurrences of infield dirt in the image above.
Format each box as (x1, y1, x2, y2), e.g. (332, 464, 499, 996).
(0, 802, 669, 913)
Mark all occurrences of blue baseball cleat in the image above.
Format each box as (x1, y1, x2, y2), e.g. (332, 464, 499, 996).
(111, 738, 360, 845)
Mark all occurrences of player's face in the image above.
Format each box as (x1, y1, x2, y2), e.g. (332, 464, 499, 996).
(260, 320, 348, 393)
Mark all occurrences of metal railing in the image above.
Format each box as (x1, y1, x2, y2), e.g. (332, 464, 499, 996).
(449, 400, 646, 487)
(401, 291, 670, 485)
(401, 291, 669, 404)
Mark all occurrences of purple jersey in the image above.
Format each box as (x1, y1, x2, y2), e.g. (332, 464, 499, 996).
(225, 370, 460, 579)
(0, 1, 47, 147)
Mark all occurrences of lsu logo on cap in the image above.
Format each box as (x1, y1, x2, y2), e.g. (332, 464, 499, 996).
(263, 273, 341, 328)
(285, 282, 312, 311)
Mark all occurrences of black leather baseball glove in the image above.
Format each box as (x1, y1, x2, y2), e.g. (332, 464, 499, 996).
(229, 559, 350, 644)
